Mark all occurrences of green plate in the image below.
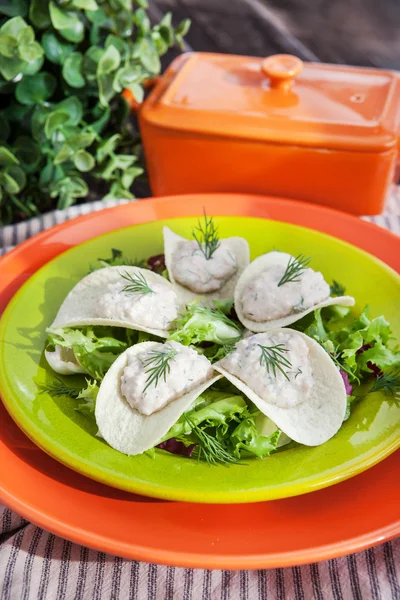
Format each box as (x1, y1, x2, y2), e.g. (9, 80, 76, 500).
(0, 217, 399, 503)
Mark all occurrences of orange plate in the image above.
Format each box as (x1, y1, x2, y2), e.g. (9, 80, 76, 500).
(0, 194, 399, 569)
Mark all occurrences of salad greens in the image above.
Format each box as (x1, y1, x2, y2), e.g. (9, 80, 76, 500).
(295, 306, 400, 384)
(89, 248, 168, 275)
(47, 326, 141, 380)
(75, 379, 99, 417)
(41, 252, 400, 466)
(292, 305, 400, 421)
(169, 302, 241, 348)
(89, 248, 146, 272)
(160, 390, 282, 464)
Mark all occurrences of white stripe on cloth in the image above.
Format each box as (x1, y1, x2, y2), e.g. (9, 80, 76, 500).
(0, 193, 399, 600)
(0, 524, 399, 600)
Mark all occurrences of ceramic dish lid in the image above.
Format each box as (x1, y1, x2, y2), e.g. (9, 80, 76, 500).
(142, 52, 400, 152)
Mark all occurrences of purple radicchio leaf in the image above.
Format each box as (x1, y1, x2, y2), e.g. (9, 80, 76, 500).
(356, 344, 383, 377)
(147, 253, 166, 274)
(157, 438, 196, 457)
(339, 369, 353, 395)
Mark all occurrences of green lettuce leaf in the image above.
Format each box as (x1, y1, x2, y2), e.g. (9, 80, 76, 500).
(231, 416, 281, 458)
(212, 299, 234, 315)
(47, 326, 128, 380)
(200, 342, 238, 364)
(168, 302, 242, 347)
(324, 304, 352, 322)
(293, 306, 400, 383)
(336, 308, 399, 377)
(162, 391, 248, 442)
(302, 308, 329, 343)
(75, 378, 99, 416)
(343, 395, 356, 421)
(357, 343, 400, 372)
(72, 346, 115, 380)
(162, 389, 282, 462)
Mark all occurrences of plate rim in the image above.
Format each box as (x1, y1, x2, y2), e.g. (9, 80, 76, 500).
(1, 477, 399, 569)
(0, 193, 399, 568)
(0, 193, 399, 277)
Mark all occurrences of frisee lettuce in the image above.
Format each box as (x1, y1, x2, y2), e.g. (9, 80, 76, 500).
(294, 306, 400, 383)
(231, 416, 282, 459)
(160, 390, 283, 462)
(200, 342, 238, 363)
(343, 395, 356, 421)
(36, 375, 98, 417)
(168, 301, 242, 350)
(46, 326, 129, 380)
(212, 300, 235, 315)
(75, 379, 99, 417)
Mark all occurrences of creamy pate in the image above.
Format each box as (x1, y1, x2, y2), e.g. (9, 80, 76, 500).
(121, 341, 214, 416)
(96, 278, 179, 330)
(171, 240, 237, 293)
(241, 263, 330, 321)
(219, 331, 314, 408)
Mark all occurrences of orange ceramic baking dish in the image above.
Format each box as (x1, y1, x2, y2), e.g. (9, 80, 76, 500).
(124, 53, 400, 215)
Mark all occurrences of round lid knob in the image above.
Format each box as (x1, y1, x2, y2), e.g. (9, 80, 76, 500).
(261, 54, 303, 91)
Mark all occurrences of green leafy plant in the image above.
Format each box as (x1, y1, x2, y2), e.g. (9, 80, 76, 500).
(0, 1, 190, 224)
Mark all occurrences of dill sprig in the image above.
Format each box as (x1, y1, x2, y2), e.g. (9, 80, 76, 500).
(277, 254, 311, 287)
(258, 344, 292, 381)
(369, 370, 400, 399)
(142, 346, 178, 392)
(330, 280, 346, 296)
(185, 416, 240, 466)
(120, 270, 154, 295)
(192, 211, 220, 260)
(331, 348, 353, 377)
(37, 378, 81, 399)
